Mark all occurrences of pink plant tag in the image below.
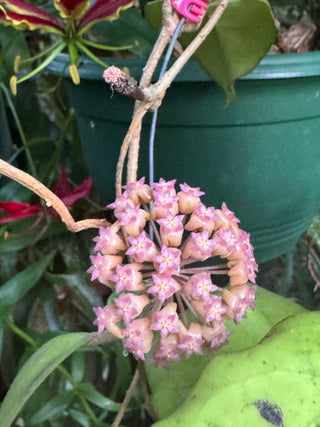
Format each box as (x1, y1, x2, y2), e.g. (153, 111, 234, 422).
(171, 0, 209, 22)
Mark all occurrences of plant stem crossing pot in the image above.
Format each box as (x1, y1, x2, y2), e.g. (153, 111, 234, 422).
(48, 52, 320, 263)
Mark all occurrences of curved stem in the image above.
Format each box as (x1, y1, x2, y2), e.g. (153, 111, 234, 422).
(111, 367, 140, 427)
(0, 158, 109, 232)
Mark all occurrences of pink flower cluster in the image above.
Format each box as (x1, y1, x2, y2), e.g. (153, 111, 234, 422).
(88, 178, 258, 368)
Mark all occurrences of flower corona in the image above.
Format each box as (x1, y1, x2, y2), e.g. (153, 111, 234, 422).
(89, 178, 258, 367)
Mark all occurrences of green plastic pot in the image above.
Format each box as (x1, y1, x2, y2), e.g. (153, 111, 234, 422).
(47, 52, 320, 263)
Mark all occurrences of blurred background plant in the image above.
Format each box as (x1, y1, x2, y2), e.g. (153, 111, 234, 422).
(0, 0, 320, 426)
(270, 0, 320, 52)
(0, 19, 154, 425)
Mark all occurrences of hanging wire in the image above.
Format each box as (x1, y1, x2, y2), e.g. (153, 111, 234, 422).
(148, 17, 185, 239)
(149, 17, 186, 188)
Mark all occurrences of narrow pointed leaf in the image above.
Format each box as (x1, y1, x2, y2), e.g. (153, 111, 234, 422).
(0, 251, 56, 306)
(77, 0, 135, 34)
(29, 390, 74, 425)
(77, 382, 121, 411)
(0, 332, 90, 427)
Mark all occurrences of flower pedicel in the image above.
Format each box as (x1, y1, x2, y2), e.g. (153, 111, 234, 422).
(88, 178, 258, 368)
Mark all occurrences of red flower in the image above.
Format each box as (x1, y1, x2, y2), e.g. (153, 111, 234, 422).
(0, 166, 93, 224)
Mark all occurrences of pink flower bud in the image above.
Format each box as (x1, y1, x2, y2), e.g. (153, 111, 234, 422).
(151, 302, 180, 338)
(107, 191, 129, 214)
(178, 323, 204, 358)
(228, 260, 249, 286)
(148, 274, 181, 302)
(114, 293, 149, 323)
(115, 200, 149, 237)
(93, 304, 123, 338)
(201, 323, 231, 350)
(156, 213, 184, 247)
(153, 245, 181, 275)
(177, 183, 204, 213)
(93, 223, 125, 255)
(123, 177, 153, 204)
(182, 230, 216, 261)
(215, 202, 240, 232)
(126, 231, 159, 262)
(109, 263, 144, 292)
(87, 253, 122, 285)
(185, 203, 217, 234)
(123, 317, 153, 360)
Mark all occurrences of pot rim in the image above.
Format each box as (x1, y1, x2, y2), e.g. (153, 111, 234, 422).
(46, 51, 320, 82)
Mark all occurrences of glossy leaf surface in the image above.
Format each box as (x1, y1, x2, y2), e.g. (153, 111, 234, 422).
(147, 287, 306, 419)
(152, 311, 320, 426)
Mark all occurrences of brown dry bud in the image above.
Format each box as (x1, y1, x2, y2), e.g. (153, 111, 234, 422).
(103, 66, 145, 101)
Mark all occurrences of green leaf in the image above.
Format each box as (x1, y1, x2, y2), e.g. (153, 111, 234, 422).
(29, 390, 74, 425)
(71, 351, 85, 383)
(92, 7, 159, 57)
(145, 0, 278, 104)
(68, 408, 91, 427)
(46, 272, 103, 318)
(77, 382, 121, 411)
(0, 222, 67, 253)
(152, 312, 320, 426)
(0, 332, 90, 427)
(0, 251, 56, 306)
(146, 287, 306, 419)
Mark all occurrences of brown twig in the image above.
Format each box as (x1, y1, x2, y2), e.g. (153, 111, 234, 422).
(84, 330, 117, 347)
(115, 103, 152, 196)
(150, 0, 230, 98)
(0, 158, 110, 232)
(139, 0, 181, 89)
(138, 360, 158, 421)
(116, 0, 229, 190)
(111, 366, 140, 427)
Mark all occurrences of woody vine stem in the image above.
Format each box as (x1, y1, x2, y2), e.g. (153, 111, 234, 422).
(116, 0, 229, 195)
(0, 0, 228, 230)
(0, 2, 230, 426)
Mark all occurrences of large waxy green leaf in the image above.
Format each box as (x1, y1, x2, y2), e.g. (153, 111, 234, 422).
(146, 287, 306, 419)
(152, 312, 320, 426)
(145, 0, 278, 103)
(0, 332, 90, 427)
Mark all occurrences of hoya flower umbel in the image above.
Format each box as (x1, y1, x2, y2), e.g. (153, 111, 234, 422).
(89, 177, 258, 367)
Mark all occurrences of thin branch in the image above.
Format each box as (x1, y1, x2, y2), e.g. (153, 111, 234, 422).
(139, 0, 180, 89)
(126, 121, 142, 184)
(0, 159, 109, 232)
(119, 0, 229, 189)
(115, 103, 152, 196)
(111, 367, 140, 427)
(145, 0, 230, 101)
(84, 330, 117, 347)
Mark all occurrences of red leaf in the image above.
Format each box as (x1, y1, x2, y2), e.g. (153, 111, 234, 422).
(0, 201, 43, 224)
(0, 0, 63, 32)
(54, 165, 72, 199)
(78, 0, 134, 33)
(54, 165, 93, 206)
(61, 177, 93, 206)
(54, 0, 90, 19)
